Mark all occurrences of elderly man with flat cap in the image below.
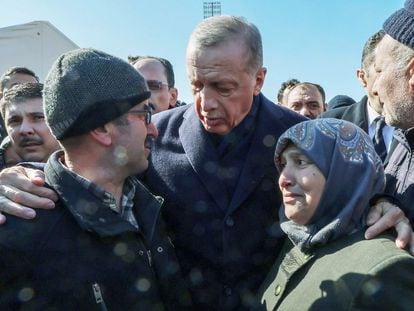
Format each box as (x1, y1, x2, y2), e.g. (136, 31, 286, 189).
(0, 48, 190, 310)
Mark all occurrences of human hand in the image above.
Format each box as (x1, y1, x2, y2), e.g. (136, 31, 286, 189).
(0, 166, 58, 224)
(365, 199, 414, 255)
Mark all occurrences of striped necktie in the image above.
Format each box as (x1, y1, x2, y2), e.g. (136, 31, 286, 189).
(373, 117, 387, 162)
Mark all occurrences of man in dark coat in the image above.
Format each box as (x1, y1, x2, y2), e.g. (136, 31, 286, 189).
(372, 0, 414, 225)
(0, 49, 190, 310)
(321, 30, 396, 166)
(143, 16, 306, 310)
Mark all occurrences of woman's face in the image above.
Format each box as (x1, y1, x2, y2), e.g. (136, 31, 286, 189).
(278, 145, 326, 225)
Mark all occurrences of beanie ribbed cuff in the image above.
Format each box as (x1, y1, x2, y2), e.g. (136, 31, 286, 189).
(55, 91, 151, 140)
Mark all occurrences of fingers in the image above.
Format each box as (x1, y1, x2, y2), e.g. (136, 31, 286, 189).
(394, 217, 412, 249)
(0, 195, 36, 219)
(365, 203, 404, 239)
(0, 166, 58, 205)
(366, 203, 382, 226)
(0, 185, 56, 210)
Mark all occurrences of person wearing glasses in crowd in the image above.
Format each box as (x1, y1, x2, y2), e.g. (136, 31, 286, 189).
(130, 55, 180, 114)
(0, 48, 191, 310)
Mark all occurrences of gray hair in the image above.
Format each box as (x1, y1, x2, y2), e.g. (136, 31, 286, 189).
(186, 15, 263, 73)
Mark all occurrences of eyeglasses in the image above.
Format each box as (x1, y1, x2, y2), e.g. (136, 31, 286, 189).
(127, 106, 152, 125)
(146, 80, 170, 91)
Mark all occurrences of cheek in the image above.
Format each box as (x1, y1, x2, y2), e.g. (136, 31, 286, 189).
(35, 124, 50, 135)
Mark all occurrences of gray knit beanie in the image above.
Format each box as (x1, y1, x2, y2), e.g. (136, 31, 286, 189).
(44, 48, 151, 140)
(383, 0, 414, 49)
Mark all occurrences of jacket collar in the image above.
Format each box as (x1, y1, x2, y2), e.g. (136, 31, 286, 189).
(44, 151, 163, 239)
(178, 94, 284, 214)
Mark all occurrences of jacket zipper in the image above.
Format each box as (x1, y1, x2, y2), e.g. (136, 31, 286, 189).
(92, 282, 108, 311)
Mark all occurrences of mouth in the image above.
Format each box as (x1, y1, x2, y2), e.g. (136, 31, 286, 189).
(283, 193, 302, 204)
(20, 141, 42, 148)
(144, 136, 154, 151)
(202, 116, 221, 127)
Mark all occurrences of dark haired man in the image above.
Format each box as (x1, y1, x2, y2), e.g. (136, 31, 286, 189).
(0, 83, 60, 168)
(321, 30, 396, 165)
(131, 56, 179, 113)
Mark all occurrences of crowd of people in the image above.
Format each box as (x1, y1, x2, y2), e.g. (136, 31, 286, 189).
(0, 0, 414, 310)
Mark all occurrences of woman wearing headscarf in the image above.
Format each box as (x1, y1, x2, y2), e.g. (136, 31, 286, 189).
(256, 118, 414, 310)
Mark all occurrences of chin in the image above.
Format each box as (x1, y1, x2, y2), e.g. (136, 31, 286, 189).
(22, 154, 45, 162)
(203, 124, 230, 135)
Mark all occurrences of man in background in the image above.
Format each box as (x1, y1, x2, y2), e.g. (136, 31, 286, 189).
(283, 82, 326, 119)
(321, 30, 396, 165)
(0, 83, 60, 168)
(130, 56, 179, 113)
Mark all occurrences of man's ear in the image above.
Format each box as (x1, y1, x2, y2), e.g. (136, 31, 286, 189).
(408, 57, 414, 92)
(356, 68, 367, 88)
(168, 87, 178, 108)
(253, 67, 267, 96)
(89, 124, 112, 147)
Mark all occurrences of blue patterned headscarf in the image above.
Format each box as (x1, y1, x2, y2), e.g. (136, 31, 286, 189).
(274, 118, 385, 253)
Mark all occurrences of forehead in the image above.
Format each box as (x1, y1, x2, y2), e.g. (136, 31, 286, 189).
(186, 40, 249, 76)
(5, 98, 43, 115)
(288, 86, 322, 102)
(133, 59, 166, 80)
(4, 73, 37, 90)
(280, 144, 303, 160)
(375, 35, 396, 64)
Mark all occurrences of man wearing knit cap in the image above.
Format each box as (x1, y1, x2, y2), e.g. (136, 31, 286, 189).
(372, 0, 414, 225)
(0, 48, 190, 309)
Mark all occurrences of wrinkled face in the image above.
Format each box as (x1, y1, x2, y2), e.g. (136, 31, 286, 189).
(285, 86, 325, 119)
(133, 59, 176, 114)
(3, 73, 37, 93)
(278, 145, 326, 225)
(112, 100, 159, 174)
(373, 35, 414, 129)
(186, 40, 265, 135)
(5, 98, 60, 162)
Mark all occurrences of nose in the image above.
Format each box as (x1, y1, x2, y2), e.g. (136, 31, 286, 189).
(300, 107, 312, 119)
(19, 119, 35, 136)
(147, 122, 159, 139)
(199, 87, 218, 112)
(278, 168, 294, 189)
(372, 79, 379, 96)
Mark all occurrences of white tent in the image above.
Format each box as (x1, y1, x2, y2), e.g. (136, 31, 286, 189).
(0, 21, 79, 81)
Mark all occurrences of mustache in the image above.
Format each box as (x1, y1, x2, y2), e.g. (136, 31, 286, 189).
(19, 137, 43, 147)
(144, 136, 155, 149)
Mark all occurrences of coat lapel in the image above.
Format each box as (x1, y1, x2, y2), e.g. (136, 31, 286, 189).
(227, 96, 280, 215)
(179, 107, 230, 211)
(349, 97, 369, 132)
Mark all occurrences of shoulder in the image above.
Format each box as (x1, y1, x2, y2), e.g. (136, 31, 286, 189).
(153, 105, 191, 129)
(0, 207, 66, 253)
(320, 97, 366, 119)
(320, 105, 348, 118)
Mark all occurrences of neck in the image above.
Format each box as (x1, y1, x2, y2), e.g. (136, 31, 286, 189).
(63, 152, 126, 209)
